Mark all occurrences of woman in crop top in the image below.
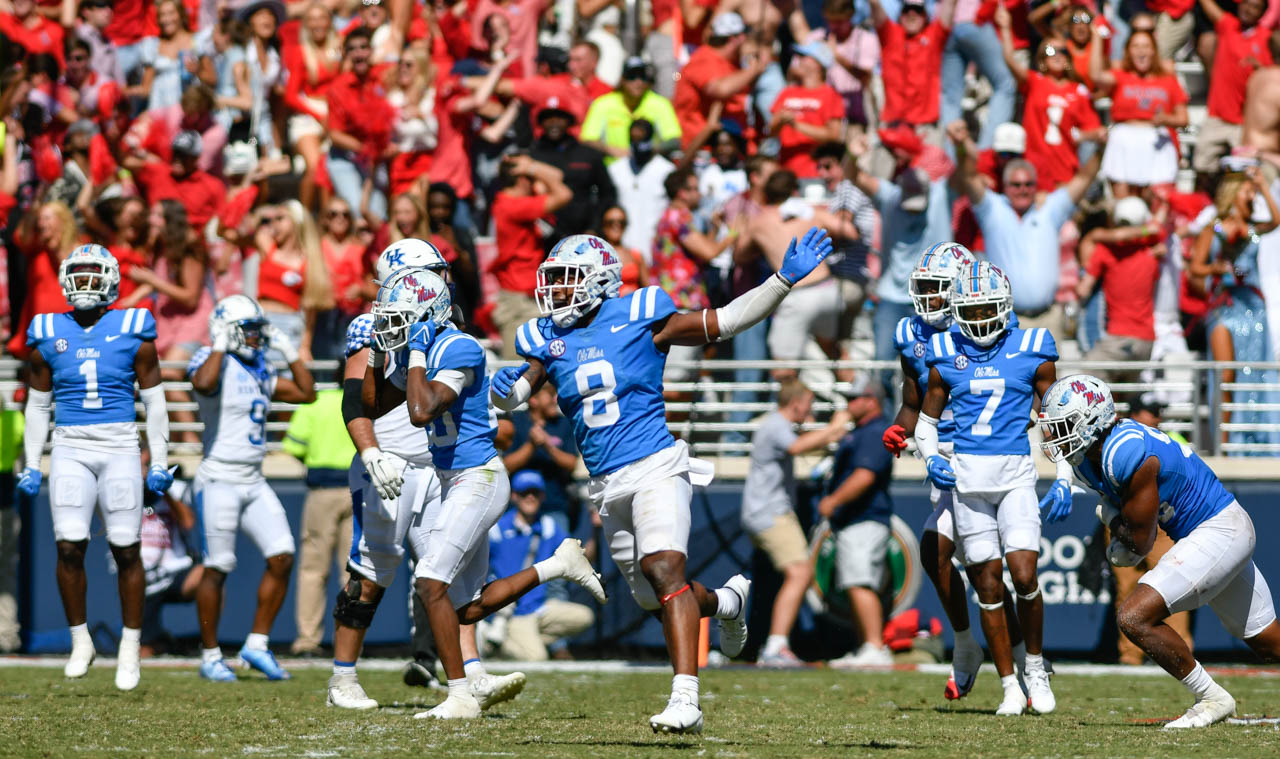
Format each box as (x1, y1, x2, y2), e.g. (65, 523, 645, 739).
(246, 199, 334, 363)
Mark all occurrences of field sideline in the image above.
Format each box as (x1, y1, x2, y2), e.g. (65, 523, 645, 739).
(3, 659, 1279, 758)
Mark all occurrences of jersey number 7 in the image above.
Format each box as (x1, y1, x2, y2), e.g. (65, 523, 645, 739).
(970, 378, 1005, 437)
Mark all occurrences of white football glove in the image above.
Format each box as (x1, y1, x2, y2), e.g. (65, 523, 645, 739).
(1107, 538, 1144, 567)
(263, 323, 300, 364)
(210, 319, 233, 353)
(361, 447, 404, 503)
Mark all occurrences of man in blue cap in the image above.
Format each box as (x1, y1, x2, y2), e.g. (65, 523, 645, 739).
(484, 470, 596, 660)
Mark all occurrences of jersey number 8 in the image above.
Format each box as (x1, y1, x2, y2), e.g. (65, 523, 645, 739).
(575, 360, 620, 428)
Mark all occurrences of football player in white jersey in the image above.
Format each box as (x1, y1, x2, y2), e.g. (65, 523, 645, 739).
(365, 268, 607, 719)
(328, 240, 525, 712)
(187, 295, 315, 682)
(20, 244, 172, 691)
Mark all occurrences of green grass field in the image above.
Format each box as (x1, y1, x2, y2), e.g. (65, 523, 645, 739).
(3, 662, 1278, 758)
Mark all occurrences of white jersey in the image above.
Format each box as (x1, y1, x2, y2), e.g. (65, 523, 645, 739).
(188, 347, 277, 483)
(375, 352, 433, 467)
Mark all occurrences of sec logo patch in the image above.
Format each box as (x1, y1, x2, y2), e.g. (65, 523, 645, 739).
(913, 343, 925, 358)
(549, 339, 566, 357)
(55, 338, 69, 353)
(954, 355, 969, 370)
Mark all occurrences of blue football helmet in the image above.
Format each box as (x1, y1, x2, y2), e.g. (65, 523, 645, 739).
(536, 234, 623, 328)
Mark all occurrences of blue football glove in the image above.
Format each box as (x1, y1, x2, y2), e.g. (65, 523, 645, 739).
(924, 455, 956, 489)
(146, 465, 174, 496)
(491, 362, 530, 399)
(408, 320, 438, 354)
(778, 227, 834, 285)
(15, 467, 41, 500)
(1039, 479, 1073, 523)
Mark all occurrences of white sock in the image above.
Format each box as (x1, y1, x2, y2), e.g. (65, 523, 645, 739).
(464, 659, 487, 680)
(243, 633, 269, 652)
(954, 627, 976, 650)
(120, 627, 141, 648)
(1001, 673, 1021, 695)
(1181, 662, 1217, 699)
(1012, 641, 1027, 671)
(672, 674, 699, 707)
(447, 677, 470, 700)
(533, 555, 563, 583)
(332, 661, 357, 677)
(714, 587, 741, 620)
(70, 623, 92, 649)
(763, 634, 788, 656)
(1023, 652, 1044, 673)
(202, 648, 223, 665)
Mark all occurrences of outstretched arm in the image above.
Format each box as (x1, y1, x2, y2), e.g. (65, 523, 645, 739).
(1197, 0, 1225, 26)
(947, 119, 988, 205)
(1064, 141, 1104, 205)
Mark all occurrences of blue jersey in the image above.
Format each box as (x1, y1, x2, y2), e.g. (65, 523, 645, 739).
(925, 326, 1057, 455)
(27, 308, 157, 427)
(1076, 420, 1234, 541)
(894, 316, 956, 444)
(424, 327, 497, 470)
(515, 286, 676, 477)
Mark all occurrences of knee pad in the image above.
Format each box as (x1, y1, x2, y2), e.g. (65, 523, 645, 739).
(977, 599, 1005, 611)
(1016, 587, 1042, 602)
(333, 577, 381, 629)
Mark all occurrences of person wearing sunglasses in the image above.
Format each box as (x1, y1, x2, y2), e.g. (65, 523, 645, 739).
(71, 0, 124, 85)
(597, 205, 649, 295)
(581, 56, 682, 163)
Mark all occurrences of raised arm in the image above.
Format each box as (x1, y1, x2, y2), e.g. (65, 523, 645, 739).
(1198, 0, 1225, 26)
(869, 0, 889, 28)
(947, 119, 987, 205)
(842, 131, 881, 198)
(937, 0, 957, 30)
(1089, 25, 1117, 92)
(1064, 138, 1104, 204)
(994, 5, 1029, 86)
(789, 409, 852, 455)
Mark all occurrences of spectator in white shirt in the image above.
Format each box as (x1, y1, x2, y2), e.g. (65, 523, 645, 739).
(606, 119, 675, 257)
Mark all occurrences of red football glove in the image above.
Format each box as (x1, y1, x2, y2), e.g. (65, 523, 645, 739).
(882, 424, 909, 457)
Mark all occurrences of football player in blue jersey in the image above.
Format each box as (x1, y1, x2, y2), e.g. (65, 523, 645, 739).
(363, 267, 607, 720)
(187, 295, 316, 682)
(915, 260, 1067, 716)
(490, 229, 833, 734)
(19, 244, 173, 691)
(1039, 375, 1280, 729)
(329, 241, 525, 712)
(884, 243, 1026, 702)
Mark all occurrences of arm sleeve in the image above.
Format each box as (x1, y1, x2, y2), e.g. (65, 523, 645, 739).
(914, 413, 941, 459)
(22, 388, 52, 470)
(140, 384, 169, 470)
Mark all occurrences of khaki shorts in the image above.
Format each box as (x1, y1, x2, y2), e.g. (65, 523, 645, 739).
(1193, 116, 1243, 175)
(749, 511, 810, 571)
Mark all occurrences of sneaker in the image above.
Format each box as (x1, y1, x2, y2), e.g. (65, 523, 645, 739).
(649, 692, 704, 735)
(1164, 687, 1236, 729)
(64, 639, 96, 679)
(199, 659, 238, 682)
(552, 539, 607, 604)
(830, 643, 894, 670)
(1024, 667, 1055, 714)
(471, 671, 526, 710)
(403, 659, 445, 691)
(945, 638, 983, 700)
(327, 674, 378, 710)
(758, 647, 805, 669)
(717, 574, 751, 658)
(239, 647, 291, 680)
(115, 636, 141, 691)
(996, 686, 1026, 716)
(413, 694, 482, 719)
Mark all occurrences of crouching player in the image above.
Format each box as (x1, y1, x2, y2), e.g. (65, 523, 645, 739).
(1039, 375, 1280, 728)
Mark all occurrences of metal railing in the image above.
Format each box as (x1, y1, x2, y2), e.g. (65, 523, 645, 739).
(0, 358, 1277, 458)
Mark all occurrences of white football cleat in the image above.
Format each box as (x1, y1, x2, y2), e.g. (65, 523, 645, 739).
(64, 639, 96, 679)
(649, 692, 704, 735)
(414, 694, 482, 720)
(717, 574, 751, 658)
(996, 686, 1027, 716)
(115, 636, 141, 691)
(830, 643, 894, 670)
(327, 674, 378, 710)
(945, 638, 983, 700)
(1024, 667, 1055, 714)
(470, 671, 526, 710)
(1164, 687, 1236, 729)
(552, 539, 607, 604)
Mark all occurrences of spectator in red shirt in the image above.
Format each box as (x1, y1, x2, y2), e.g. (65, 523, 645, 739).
(871, 0, 955, 137)
(470, 0, 547, 79)
(770, 42, 845, 178)
(0, 0, 66, 68)
(643, 0, 718, 98)
(1194, 0, 1272, 175)
(130, 130, 227, 232)
(1090, 29, 1188, 196)
(282, 1, 343, 209)
(490, 154, 572, 357)
(326, 27, 395, 222)
(485, 43, 606, 136)
(672, 12, 771, 147)
(4, 200, 77, 358)
(996, 9, 1103, 191)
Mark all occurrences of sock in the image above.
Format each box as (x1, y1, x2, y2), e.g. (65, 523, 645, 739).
(1023, 652, 1044, 673)
(672, 674, 700, 707)
(202, 648, 223, 665)
(243, 633, 269, 652)
(714, 587, 742, 620)
(333, 660, 357, 677)
(70, 623, 92, 649)
(534, 555, 563, 583)
(463, 659, 487, 680)
(1181, 662, 1216, 699)
(119, 627, 141, 649)
(1000, 673, 1021, 695)
(763, 634, 788, 656)
(954, 627, 976, 650)
(447, 677, 470, 700)
(1012, 641, 1027, 671)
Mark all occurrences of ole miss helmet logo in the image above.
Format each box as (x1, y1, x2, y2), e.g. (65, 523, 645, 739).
(1070, 379, 1101, 406)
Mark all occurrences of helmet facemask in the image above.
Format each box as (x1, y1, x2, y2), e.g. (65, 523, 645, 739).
(537, 261, 606, 328)
(230, 319, 267, 360)
(1039, 409, 1091, 465)
(371, 303, 419, 352)
(909, 272, 952, 326)
(954, 297, 1011, 346)
(62, 261, 119, 310)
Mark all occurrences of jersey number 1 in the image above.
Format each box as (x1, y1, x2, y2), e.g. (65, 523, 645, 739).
(969, 378, 1005, 437)
(79, 359, 102, 409)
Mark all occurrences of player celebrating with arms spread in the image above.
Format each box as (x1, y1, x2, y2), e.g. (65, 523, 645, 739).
(20, 244, 173, 691)
(188, 295, 316, 682)
(914, 261, 1067, 716)
(1039, 375, 1280, 729)
(491, 229, 833, 734)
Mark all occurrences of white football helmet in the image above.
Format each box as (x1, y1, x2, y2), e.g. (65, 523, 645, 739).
(949, 260, 1013, 347)
(909, 242, 975, 326)
(536, 234, 623, 328)
(371, 267, 452, 352)
(375, 238, 448, 283)
(59, 244, 120, 310)
(1038, 374, 1117, 465)
(210, 294, 267, 360)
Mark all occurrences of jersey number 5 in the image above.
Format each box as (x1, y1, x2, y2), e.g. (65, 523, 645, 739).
(575, 360, 620, 428)
(969, 378, 1005, 437)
